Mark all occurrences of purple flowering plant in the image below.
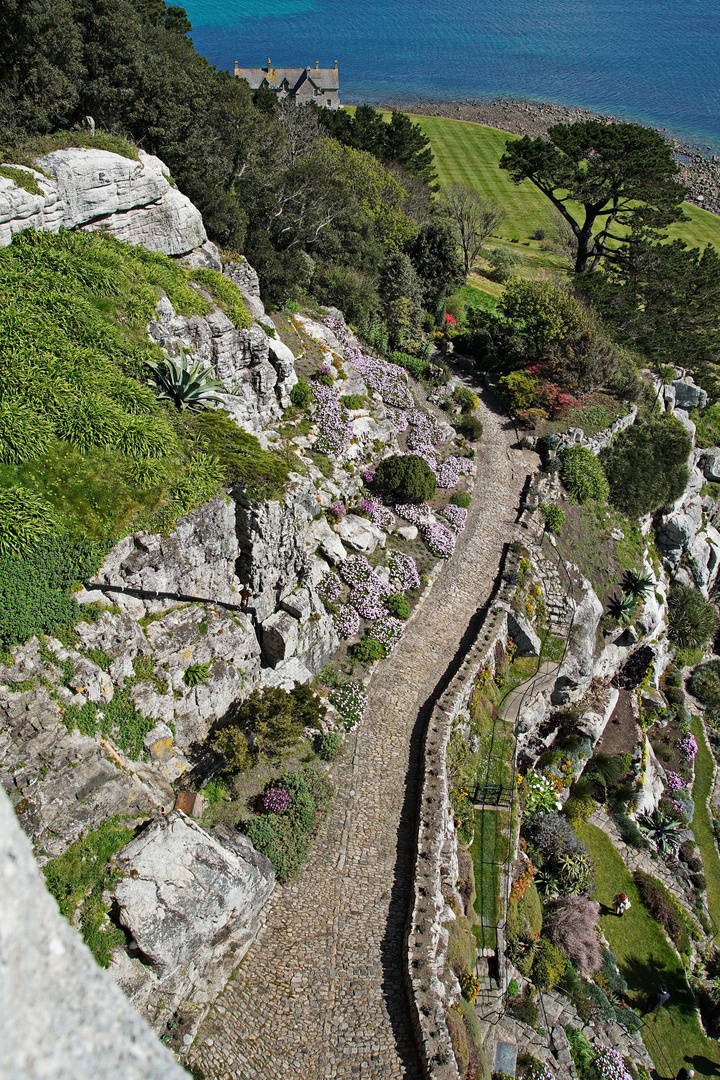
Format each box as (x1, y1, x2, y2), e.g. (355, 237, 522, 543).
(421, 521, 456, 558)
(439, 503, 468, 533)
(677, 733, 698, 761)
(329, 679, 368, 731)
(388, 551, 420, 592)
(332, 603, 360, 640)
(263, 786, 291, 813)
(592, 1047, 632, 1080)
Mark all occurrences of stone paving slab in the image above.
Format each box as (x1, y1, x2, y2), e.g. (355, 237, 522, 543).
(189, 394, 534, 1080)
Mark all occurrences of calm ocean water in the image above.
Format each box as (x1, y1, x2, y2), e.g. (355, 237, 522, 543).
(183, 0, 720, 151)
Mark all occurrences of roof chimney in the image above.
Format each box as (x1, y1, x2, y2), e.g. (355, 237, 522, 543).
(267, 57, 271, 68)
(315, 60, 319, 69)
(334, 60, 338, 69)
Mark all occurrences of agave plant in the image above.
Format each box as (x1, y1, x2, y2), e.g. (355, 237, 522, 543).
(622, 570, 655, 599)
(147, 352, 225, 411)
(637, 810, 682, 855)
(607, 591, 639, 626)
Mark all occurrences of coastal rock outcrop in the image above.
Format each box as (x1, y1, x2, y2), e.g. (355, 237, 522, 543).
(0, 148, 206, 254)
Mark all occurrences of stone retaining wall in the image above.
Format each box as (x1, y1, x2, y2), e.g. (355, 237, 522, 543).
(406, 551, 520, 1080)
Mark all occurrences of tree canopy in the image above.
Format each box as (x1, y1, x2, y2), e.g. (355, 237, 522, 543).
(500, 121, 687, 273)
(599, 414, 692, 517)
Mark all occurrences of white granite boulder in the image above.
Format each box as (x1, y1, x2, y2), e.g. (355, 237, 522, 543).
(335, 514, 387, 554)
(113, 812, 274, 979)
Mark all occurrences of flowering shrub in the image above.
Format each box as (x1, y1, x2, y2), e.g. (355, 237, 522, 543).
(510, 860, 535, 901)
(677, 733, 698, 760)
(263, 786, 291, 813)
(317, 363, 332, 376)
(439, 503, 468, 533)
(436, 455, 473, 489)
(388, 551, 421, 592)
(370, 615, 405, 655)
(460, 971, 481, 1002)
(395, 502, 432, 527)
(311, 382, 352, 456)
(329, 501, 345, 521)
(526, 1061, 556, 1080)
(385, 408, 409, 433)
(349, 580, 394, 620)
(360, 497, 395, 530)
(325, 314, 413, 408)
(338, 554, 375, 588)
(406, 409, 445, 450)
(420, 521, 456, 558)
(332, 604, 360, 640)
(592, 1047, 633, 1080)
(522, 773, 561, 815)
(317, 572, 343, 604)
(362, 468, 376, 483)
(359, 497, 374, 515)
(665, 770, 685, 792)
(329, 680, 367, 730)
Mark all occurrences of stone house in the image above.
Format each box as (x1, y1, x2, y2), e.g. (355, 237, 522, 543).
(234, 59, 340, 109)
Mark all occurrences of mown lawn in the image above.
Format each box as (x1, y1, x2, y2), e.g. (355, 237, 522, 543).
(690, 715, 720, 935)
(579, 822, 720, 1078)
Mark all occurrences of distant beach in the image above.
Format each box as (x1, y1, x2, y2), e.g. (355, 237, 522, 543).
(379, 97, 720, 218)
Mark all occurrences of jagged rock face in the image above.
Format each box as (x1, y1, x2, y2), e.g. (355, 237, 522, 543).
(113, 812, 274, 979)
(656, 455, 720, 594)
(551, 581, 604, 704)
(0, 148, 206, 254)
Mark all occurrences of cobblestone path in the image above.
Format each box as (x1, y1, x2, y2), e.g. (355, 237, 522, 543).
(190, 392, 534, 1080)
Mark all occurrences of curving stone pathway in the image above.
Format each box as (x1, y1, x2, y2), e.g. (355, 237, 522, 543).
(190, 391, 535, 1080)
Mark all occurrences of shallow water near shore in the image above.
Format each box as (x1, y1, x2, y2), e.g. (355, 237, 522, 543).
(184, 0, 720, 151)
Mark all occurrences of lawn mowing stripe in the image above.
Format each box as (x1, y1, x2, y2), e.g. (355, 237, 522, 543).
(690, 714, 720, 935)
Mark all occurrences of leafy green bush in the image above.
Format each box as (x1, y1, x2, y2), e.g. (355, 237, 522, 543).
(44, 817, 135, 967)
(213, 727, 254, 772)
(191, 409, 293, 500)
(388, 351, 430, 379)
(213, 686, 326, 767)
(531, 937, 567, 988)
(456, 415, 483, 441)
(191, 268, 252, 329)
(668, 582, 719, 648)
(243, 766, 333, 882)
(353, 636, 386, 663)
(540, 504, 565, 534)
(564, 1026, 595, 1080)
(599, 415, 692, 517)
(488, 247, 522, 281)
(0, 487, 60, 557)
(559, 446, 610, 503)
(451, 493, 471, 509)
(341, 395, 365, 410)
(290, 378, 312, 409)
(499, 371, 538, 412)
(315, 732, 342, 761)
(147, 352, 225, 412)
(373, 454, 436, 503)
(689, 660, 720, 710)
(385, 593, 410, 620)
(453, 387, 478, 414)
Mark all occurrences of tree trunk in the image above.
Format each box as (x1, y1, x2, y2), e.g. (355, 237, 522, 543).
(574, 225, 594, 274)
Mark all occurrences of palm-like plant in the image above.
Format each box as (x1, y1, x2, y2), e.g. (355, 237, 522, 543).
(637, 810, 682, 855)
(622, 570, 655, 600)
(147, 352, 225, 411)
(608, 591, 639, 626)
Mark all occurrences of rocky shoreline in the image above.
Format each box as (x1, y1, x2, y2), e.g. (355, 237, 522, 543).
(378, 97, 720, 218)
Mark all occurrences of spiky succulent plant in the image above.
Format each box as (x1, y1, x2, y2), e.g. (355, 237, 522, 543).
(608, 591, 639, 626)
(622, 570, 655, 599)
(637, 810, 682, 855)
(147, 352, 225, 411)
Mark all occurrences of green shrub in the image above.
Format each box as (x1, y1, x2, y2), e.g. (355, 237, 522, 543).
(540, 503, 565, 534)
(213, 727, 254, 772)
(668, 582, 719, 648)
(564, 1026, 594, 1079)
(373, 453, 436, 503)
(689, 660, 720, 710)
(499, 370, 538, 412)
(341, 394, 365, 410)
(451, 493, 471, 509)
(600, 415, 692, 518)
(388, 351, 430, 379)
(315, 732, 342, 761)
(456, 415, 483, 441)
(290, 378, 312, 409)
(453, 387, 478, 414)
(488, 247, 522, 281)
(191, 409, 292, 500)
(385, 593, 410, 620)
(532, 937, 567, 988)
(289, 684, 327, 730)
(353, 636, 386, 663)
(243, 766, 332, 882)
(559, 446, 609, 503)
(0, 402, 54, 464)
(520, 881, 543, 937)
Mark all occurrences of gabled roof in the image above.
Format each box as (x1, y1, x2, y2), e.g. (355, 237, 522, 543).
(234, 64, 339, 92)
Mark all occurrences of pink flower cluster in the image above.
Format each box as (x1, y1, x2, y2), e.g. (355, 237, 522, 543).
(388, 551, 420, 591)
(386, 408, 409, 433)
(371, 615, 405, 654)
(323, 314, 414, 409)
(329, 679, 367, 731)
(332, 603, 360, 640)
(439, 503, 468, 533)
(338, 554, 376, 587)
(665, 771, 685, 792)
(678, 733, 698, 761)
(317, 363, 332, 375)
(359, 497, 394, 530)
(340, 555, 393, 620)
(263, 786, 291, 813)
(436, 456, 473, 489)
(421, 521, 456, 558)
(362, 468, 376, 483)
(404, 447, 439, 472)
(395, 502, 433, 527)
(330, 501, 345, 519)
(592, 1047, 632, 1080)
(317, 572, 343, 604)
(311, 382, 352, 456)
(407, 409, 445, 449)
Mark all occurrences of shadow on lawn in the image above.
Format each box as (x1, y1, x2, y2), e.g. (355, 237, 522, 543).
(619, 952, 696, 1018)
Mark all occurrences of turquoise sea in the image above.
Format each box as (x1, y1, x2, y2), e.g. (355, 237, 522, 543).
(183, 0, 720, 151)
